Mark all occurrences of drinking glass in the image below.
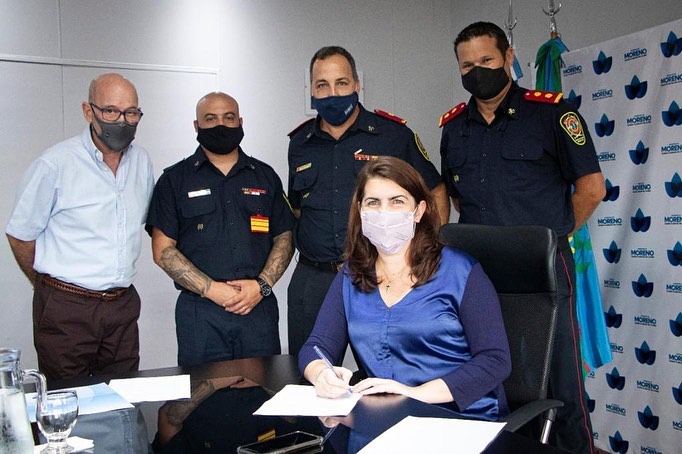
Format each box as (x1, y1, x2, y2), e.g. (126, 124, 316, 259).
(36, 390, 79, 454)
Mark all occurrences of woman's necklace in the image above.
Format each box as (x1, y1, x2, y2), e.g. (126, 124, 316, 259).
(378, 262, 409, 292)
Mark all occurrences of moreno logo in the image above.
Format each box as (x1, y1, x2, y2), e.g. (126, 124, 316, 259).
(593, 51, 613, 74)
(605, 306, 622, 328)
(660, 31, 682, 58)
(635, 341, 656, 365)
(603, 241, 621, 263)
(595, 113, 615, 136)
(603, 179, 620, 201)
(629, 140, 649, 164)
(624, 75, 647, 99)
(630, 209, 651, 232)
(632, 274, 654, 297)
(662, 101, 682, 127)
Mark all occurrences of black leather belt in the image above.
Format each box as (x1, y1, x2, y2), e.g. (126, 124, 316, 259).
(42, 275, 129, 301)
(298, 255, 343, 273)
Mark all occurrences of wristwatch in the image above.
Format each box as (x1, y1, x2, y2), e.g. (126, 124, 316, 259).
(256, 277, 272, 297)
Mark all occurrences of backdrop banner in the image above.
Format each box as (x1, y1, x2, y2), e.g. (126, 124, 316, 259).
(562, 19, 682, 454)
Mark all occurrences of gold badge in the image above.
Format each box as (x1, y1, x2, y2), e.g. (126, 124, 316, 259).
(414, 133, 430, 161)
(560, 112, 586, 146)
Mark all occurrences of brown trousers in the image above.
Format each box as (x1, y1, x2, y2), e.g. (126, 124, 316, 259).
(32, 276, 141, 381)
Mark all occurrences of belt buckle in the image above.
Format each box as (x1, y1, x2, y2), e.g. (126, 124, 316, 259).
(335, 263, 343, 272)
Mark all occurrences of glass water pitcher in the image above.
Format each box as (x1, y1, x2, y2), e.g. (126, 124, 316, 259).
(1, 348, 47, 453)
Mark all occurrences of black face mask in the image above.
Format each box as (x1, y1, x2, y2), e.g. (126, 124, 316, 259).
(196, 124, 244, 155)
(461, 66, 510, 100)
(91, 116, 137, 152)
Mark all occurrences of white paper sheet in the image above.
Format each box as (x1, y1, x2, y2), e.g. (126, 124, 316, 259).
(254, 384, 361, 416)
(108, 374, 191, 403)
(358, 416, 507, 454)
(25, 383, 133, 422)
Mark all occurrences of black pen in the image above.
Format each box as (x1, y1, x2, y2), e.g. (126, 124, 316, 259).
(313, 345, 353, 394)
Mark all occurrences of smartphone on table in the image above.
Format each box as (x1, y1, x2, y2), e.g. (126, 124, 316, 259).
(236, 431, 323, 454)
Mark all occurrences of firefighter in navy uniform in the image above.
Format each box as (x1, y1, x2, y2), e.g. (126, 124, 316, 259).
(147, 92, 294, 367)
(439, 22, 605, 454)
(287, 46, 449, 358)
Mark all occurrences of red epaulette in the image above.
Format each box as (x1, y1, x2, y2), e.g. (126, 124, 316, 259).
(287, 118, 315, 137)
(438, 102, 467, 128)
(524, 89, 563, 104)
(374, 109, 407, 125)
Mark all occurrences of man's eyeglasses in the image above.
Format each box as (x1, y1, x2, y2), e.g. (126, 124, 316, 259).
(90, 103, 144, 124)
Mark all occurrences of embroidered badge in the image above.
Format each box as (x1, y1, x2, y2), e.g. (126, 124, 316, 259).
(560, 112, 586, 146)
(295, 162, 312, 173)
(414, 133, 430, 161)
(242, 187, 267, 196)
(453, 175, 460, 183)
(250, 215, 269, 234)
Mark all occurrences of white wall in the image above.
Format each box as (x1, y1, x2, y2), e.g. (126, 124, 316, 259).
(1, 0, 680, 372)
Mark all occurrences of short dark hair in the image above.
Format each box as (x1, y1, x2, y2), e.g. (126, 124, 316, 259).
(454, 21, 509, 59)
(345, 157, 443, 293)
(309, 46, 359, 81)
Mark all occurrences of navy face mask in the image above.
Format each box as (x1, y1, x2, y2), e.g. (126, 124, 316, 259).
(311, 92, 359, 126)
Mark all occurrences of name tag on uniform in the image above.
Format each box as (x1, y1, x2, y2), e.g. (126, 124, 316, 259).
(250, 215, 270, 234)
(187, 188, 211, 198)
(296, 162, 312, 173)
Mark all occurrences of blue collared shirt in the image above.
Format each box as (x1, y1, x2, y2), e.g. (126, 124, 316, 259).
(6, 127, 155, 290)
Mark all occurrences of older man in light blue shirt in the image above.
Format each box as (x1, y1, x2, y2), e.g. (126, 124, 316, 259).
(6, 73, 154, 381)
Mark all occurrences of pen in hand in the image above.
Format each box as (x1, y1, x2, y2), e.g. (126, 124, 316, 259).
(313, 345, 353, 394)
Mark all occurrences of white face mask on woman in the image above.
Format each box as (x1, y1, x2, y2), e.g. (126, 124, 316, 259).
(360, 209, 416, 255)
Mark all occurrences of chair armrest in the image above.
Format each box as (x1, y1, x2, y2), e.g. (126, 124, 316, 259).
(501, 399, 564, 433)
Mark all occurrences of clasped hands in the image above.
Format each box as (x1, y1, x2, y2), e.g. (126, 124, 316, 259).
(204, 279, 262, 315)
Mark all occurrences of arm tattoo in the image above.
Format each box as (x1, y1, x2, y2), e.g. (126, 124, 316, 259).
(163, 379, 216, 427)
(159, 245, 212, 296)
(259, 231, 294, 286)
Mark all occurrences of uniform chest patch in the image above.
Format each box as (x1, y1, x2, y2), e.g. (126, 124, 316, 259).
(242, 187, 267, 196)
(250, 215, 269, 234)
(354, 150, 379, 161)
(560, 112, 586, 146)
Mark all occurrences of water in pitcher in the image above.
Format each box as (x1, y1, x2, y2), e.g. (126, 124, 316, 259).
(0, 388, 35, 453)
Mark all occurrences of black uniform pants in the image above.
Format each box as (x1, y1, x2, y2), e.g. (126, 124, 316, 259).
(549, 237, 594, 454)
(175, 291, 280, 367)
(286, 260, 338, 357)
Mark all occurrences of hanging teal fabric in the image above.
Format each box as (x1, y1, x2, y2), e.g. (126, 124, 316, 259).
(534, 37, 612, 375)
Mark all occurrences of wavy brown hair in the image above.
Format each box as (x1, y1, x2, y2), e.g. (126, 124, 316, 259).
(345, 157, 443, 292)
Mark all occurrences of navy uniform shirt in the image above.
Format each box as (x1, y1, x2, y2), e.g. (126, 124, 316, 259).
(439, 84, 601, 236)
(288, 103, 442, 263)
(146, 147, 294, 289)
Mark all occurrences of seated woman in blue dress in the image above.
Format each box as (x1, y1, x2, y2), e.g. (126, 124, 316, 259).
(298, 156, 511, 421)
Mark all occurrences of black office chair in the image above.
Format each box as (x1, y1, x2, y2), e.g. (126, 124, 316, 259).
(440, 223, 563, 444)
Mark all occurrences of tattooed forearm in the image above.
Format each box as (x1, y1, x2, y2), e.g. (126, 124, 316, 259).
(163, 379, 216, 427)
(259, 231, 294, 286)
(159, 245, 212, 296)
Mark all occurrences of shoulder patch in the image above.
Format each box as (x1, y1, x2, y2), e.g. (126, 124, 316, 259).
(439, 103, 467, 128)
(373, 109, 407, 125)
(524, 90, 563, 104)
(288, 118, 315, 137)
